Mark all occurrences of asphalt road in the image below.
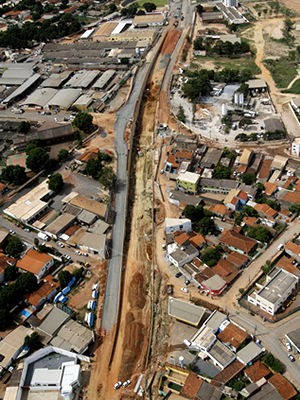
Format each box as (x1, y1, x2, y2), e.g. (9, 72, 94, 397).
(101, 0, 196, 332)
(101, 62, 150, 332)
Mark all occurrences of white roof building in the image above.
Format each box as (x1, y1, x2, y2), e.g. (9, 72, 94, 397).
(177, 171, 201, 184)
(164, 218, 192, 234)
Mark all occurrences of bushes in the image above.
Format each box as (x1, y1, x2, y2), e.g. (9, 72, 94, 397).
(262, 353, 285, 373)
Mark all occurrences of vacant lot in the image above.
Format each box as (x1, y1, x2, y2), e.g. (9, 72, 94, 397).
(264, 58, 298, 88)
(190, 55, 260, 76)
(135, 0, 167, 6)
(283, 78, 300, 94)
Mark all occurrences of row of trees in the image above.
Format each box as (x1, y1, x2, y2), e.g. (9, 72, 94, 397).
(0, 13, 81, 48)
(84, 151, 115, 189)
(121, 2, 156, 17)
(194, 37, 251, 57)
(0, 272, 37, 330)
(183, 204, 216, 236)
(183, 68, 253, 102)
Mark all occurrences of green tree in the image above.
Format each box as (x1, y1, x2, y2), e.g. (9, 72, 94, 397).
(143, 2, 156, 12)
(15, 272, 37, 293)
(85, 158, 102, 179)
(73, 112, 93, 133)
(289, 203, 300, 215)
(200, 245, 223, 267)
(241, 172, 256, 185)
(47, 173, 64, 193)
(177, 105, 186, 123)
(213, 165, 231, 179)
(0, 308, 10, 330)
(262, 353, 285, 374)
(57, 149, 69, 162)
(5, 236, 24, 258)
(26, 147, 49, 172)
(24, 332, 41, 351)
(4, 265, 18, 282)
(98, 166, 116, 189)
(58, 270, 72, 287)
(1, 165, 27, 185)
(246, 226, 272, 243)
(19, 121, 31, 134)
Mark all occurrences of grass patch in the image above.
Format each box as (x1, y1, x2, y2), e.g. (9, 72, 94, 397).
(264, 58, 298, 88)
(135, 0, 167, 6)
(283, 78, 300, 94)
(192, 55, 260, 76)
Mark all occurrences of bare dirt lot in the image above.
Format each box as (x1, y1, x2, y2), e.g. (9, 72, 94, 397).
(279, 0, 300, 13)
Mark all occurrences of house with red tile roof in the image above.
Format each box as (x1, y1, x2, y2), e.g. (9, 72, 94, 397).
(209, 204, 230, 217)
(226, 251, 249, 269)
(254, 203, 277, 227)
(244, 361, 270, 383)
(220, 230, 257, 255)
(17, 249, 54, 280)
(264, 182, 278, 196)
(211, 259, 239, 285)
(25, 276, 59, 310)
(217, 322, 249, 352)
(268, 374, 297, 400)
(285, 241, 300, 262)
(181, 372, 222, 400)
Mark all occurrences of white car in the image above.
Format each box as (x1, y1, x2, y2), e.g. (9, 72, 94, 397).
(75, 250, 82, 255)
(123, 380, 131, 388)
(286, 342, 292, 352)
(180, 287, 189, 293)
(114, 381, 122, 390)
(57, 242, 65, 248)
(9, 230, 15, 235)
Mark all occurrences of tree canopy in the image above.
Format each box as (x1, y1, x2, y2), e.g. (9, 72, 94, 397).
(26, 146, 49, 172)
(1, 165, 27, 185)
(241, 172, 256, 185)
(212, 165, 231, 179)
(73, 112, 93, 133)
(48, 173, 64, 193)
(200, 245, 223, 267)
(245, 225, 272, 243)
(143, 2, 156, 12)
(57, 149, 69, 162)
(183, 204, 216, 235)
(5, 235, 24, 258)
(58, 270, 72, 287)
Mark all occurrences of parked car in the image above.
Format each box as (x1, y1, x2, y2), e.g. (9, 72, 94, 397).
(114, 381, 122, 390)
(288, 354, 295, 362)
(123, 380, 131, 388)
(286, 342, 292, 352)
(180, 287, 188, 293)
(175, 272, 182, 278)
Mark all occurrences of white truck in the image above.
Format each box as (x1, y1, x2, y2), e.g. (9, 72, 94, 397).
(37, 232, 49, 241)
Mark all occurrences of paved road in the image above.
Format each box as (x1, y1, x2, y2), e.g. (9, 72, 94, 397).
(231, 308, 300, 389)
(101, 62, 150, 331)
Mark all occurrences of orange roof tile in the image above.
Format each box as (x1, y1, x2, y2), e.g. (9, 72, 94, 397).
(254, 203, 277, 218)
(244, 361, 270, 382)
(285, 241, 300, 256)
(17, 249, 53, 275)
(78, 148, 99, 163)
(174, 232, 192, 246)
(258, 158, 272, 179)
(275, 256, 299, 276)
(212, 259, 239, 284)
(269, 374, 297, 400)
(212, 360, 244, 385)
(221, 230, 257, 254)
(238, 191, 248, 201)
(218, 323, 249, 349)
(283, 190, 300, 204)
(166, 154, 179, 168)
(175, 151, 193, 160)
(264, 182, 277, 196)
(209, 204, 229, 216)
(181, 372, 203, 398)
(226, 251, 248, 268)
(189, 233, 206, 248)
(26, 277, 59, 307)
(0, 182, 7, 192)
(242, 216, 259, 226)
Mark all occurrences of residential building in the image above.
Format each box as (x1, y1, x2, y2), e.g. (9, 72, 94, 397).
(239, 149, 253, 166)
(0, 326, 33, 369)
(254, 203, 277, 227)
(25, 276, 59, 310)
(217, 321, 249, 352)
(200, 148, 223, 168)
(17, 249, 54, 280)
(177, 171, 200, 193)
(220, 229, 257, 255)
(206, 340, 236, 370)
(200, 178, 238, 195)
(165, 218, 192, 234)
(168, 298, 206, 327)
(181, 372, 222, 400)
(237, 341, 264, 366)
(244, 361, 270, 383)
(201, 274, 227, 295)
(290, 138, 300, 157)
(226, 251, 249, 269)
(224, 189, 248, 211)
(284, 241, 300, 263)
(271, 155, 288, 171)
(168, 244, 198, 268)
(247, 267, 299, 315)
(268, 374, 297, 400)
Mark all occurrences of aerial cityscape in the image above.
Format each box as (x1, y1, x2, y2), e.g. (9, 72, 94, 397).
(0, 0, 299, 399)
